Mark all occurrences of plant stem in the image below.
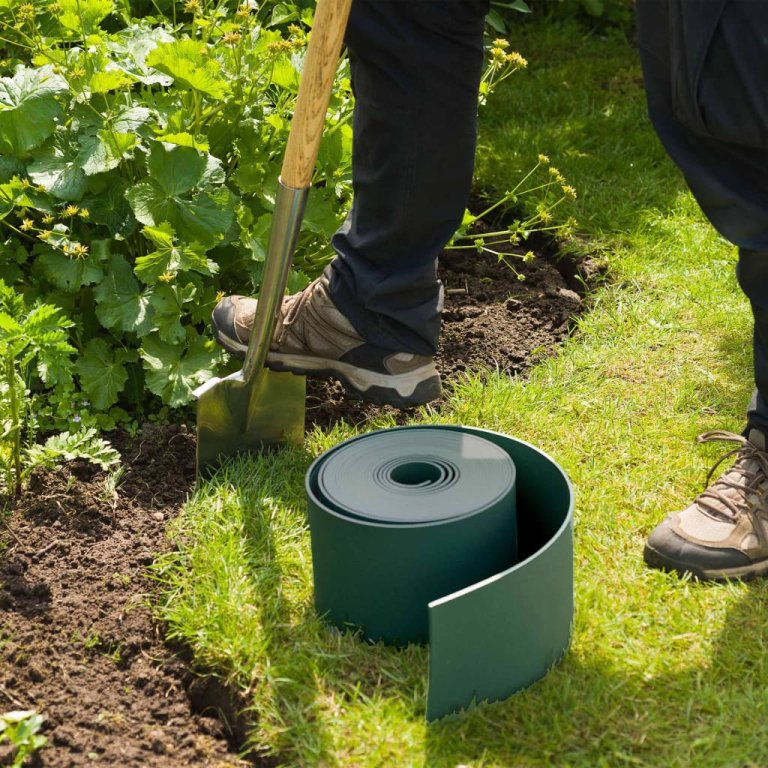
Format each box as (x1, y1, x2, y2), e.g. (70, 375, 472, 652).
(5, 357, 21, 497)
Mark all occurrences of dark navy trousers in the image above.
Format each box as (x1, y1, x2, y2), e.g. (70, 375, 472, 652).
(637, 0, 768, 434)
(327, 0, 489, 356)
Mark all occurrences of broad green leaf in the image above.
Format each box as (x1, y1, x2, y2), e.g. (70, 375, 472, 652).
(199, 153, 226, 186)
(89, 69, 135, 94)
(155, 132, 209, 152)
(149, 283, 195, 344)
(106, 105, 153, 136)
(0, 155, 24, 184)
(38, 248, 104, 292)
(0, 177, 55, 215)
(78, 129, 137, 175)
(58, 0, 113, 35)
(28, 138, 88, 201)
(135, 223, 217, 283)
(316, 123, 352, 177)
(146, 39, 230, 100)
(141, 330, 220, 407)
(270, 56, 300, 90)
(500, 0, 531, 12)
(302, 188, 343, 235)
(106, 25, 175, 86)
(0, 182, 17, 219)
(90, 239, 112, 260)
(0, 66, 68, 155)
(81, 175, 136, 238)
(75, 338, 130, 409)
(146, 142, 206, 196)
(0, 262, 23, 284)
(243, 213, 273, 261)
(94, 253, 154, 334)
(484, 9, 506, 33)
(126, 179, 235, 248)
(286, 268, 311, 295)
(268, 3, 298, 26)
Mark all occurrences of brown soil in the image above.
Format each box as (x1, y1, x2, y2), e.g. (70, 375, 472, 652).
(0, 244, 598, 767)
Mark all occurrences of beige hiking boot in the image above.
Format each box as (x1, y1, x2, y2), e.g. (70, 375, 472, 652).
(644, 429, 768, 581)
(211, 275, 441, 409)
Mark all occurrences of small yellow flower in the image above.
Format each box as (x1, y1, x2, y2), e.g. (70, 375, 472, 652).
(38, 230, 52, 241)
(21, 177, 32, 188)
(20, 218, 34, 231)
(17, 3, 35, 22)
(70, 66, 86, 78)
(35, 184, 46, 193)
(72, 243, 89, 258)
(159, 272, 175, 283)
(538, 153, 550, 165)
(78, 208, 89, 219)
(549, 167, 565, 183)
(538, 210, 552, 223)
(63, 204, 79, 217)
(184, 0, 201, 13)
(215, 290, 225, 303)
(267, 40, 293, 54)
(522, 250, 535, 264)
(43, 214, 55, 225)
(561, 184, 577, 199)
(221, 31, 242, 46)
(506, 52, 527, 68)
(236, 3, 252, 18)
(493, 38, 510, 50)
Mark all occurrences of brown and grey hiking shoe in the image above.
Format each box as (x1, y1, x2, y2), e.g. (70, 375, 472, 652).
(211, 275, 442, 409)
(644, 429, 768, 581)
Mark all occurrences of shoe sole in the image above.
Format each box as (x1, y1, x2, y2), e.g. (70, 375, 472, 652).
(268, 353, 441, 409)
(643, 542, 768, 582)
(211, 318, 441, 410)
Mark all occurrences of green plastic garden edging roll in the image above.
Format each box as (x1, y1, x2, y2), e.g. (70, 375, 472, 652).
(306, 425, 574, 721)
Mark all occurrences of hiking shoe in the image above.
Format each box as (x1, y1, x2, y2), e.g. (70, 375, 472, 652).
(211, 275, 442, 409)
(644, 429, 768, 581)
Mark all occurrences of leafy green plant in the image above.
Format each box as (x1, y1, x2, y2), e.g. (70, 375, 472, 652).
(0, 710, 47, 768)
(448, 153, 578, 279)
(0, 0, 539, 429)
(25, 427, 121, 470)
(0, 280, 73, 495)
(0, 0, 352, 425)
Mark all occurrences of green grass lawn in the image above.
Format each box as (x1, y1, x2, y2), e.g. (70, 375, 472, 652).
(154, 18, 768, 768)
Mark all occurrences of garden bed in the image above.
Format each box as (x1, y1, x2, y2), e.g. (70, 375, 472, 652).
(0, 245, 598, 767)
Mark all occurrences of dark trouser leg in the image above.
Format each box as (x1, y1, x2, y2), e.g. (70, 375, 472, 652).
(328, 0, 489, 356)
(636, 0, 768, 433)
(738, 251, 768, 436)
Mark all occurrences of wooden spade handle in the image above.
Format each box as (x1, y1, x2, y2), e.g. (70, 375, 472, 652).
(280, 0, 353, 190)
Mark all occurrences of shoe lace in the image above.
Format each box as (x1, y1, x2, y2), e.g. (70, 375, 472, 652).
(275, 277, 322, 344)
(695, 430, 768, 520)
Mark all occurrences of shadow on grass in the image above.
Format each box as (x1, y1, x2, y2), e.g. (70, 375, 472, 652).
(219, 447, 427, 763)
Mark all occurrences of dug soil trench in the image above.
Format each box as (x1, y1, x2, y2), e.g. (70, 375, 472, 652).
(0, 242, 599, 767)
